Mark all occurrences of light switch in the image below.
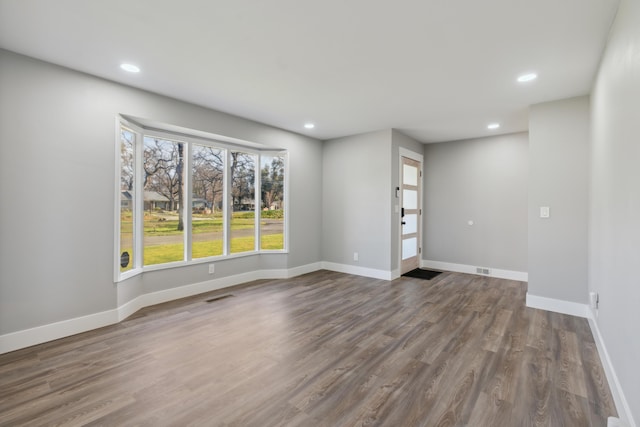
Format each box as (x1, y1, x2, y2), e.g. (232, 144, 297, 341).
(540, 207, 550, 218)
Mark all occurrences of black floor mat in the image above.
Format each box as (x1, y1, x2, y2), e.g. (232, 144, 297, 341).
(402, 268, 442, 280)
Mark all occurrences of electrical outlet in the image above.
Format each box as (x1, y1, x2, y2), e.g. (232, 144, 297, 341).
(208, 264, 215, 274)
(476, 267, 491, 275)
(353, 252, 359, 262)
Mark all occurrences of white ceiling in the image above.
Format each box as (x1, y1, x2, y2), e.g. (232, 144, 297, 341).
(0, 0, 619, 143)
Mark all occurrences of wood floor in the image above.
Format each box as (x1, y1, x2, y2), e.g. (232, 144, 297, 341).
(0, 270, 617, 426)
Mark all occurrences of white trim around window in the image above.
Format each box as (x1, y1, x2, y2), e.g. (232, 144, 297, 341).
(114, 116, 288, 283)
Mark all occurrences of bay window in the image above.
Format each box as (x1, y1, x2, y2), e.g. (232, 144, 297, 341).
(114, 117, 287, 282)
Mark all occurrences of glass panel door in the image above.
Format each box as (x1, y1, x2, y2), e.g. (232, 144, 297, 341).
(401, 156, 421, 274)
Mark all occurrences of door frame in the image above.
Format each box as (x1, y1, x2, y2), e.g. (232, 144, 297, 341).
(398, 147, 424, 276)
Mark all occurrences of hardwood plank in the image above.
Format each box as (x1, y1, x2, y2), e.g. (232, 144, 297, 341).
(428, 348, 494, 426)
(467, 391, 514, 426)
(554, 328, 588, 398)
(581, 341, 618, 424)
(482, 308, 513, 352)
(511, 344, 554, 426)
(0, 271, 617, 426)
(370, 350, 453, 425)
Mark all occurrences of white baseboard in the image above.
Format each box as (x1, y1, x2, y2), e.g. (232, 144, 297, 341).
(116, 270, 262, 322)
(321, 261, 393, 281)
(117, 295, 146, 322)
(118, 262, 322, 322)
(589, 315, 637, 427)
(525, 293, 591, 319)
(0, 262, 322, 355)
(283, 262, 323, 278)
(421, 259, 528, 282)
(608, 418, 629, 427)
(0, 309, 118, 355)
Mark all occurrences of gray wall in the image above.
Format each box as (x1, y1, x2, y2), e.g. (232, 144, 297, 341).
(322, 130, 392, 271)
(590, 0, 640, 422)
(528, 96, 589, 303)
(0, 49, 323, 335)
(423, 133, 528, 272)
(321, 129, 423, 276)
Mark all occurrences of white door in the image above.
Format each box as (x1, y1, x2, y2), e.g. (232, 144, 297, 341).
(401, 156, 421, 274)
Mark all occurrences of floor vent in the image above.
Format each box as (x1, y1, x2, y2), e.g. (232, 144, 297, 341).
(205, 294, 234, 303)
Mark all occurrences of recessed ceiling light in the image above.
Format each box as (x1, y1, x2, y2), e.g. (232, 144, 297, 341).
(517, 73, 537, 82)
(120, 63, 140, 73)
(487, 123, 500, 130)
(304, 123, 315, 129)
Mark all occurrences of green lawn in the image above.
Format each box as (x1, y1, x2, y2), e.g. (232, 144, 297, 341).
(144, 218, 255, 235)
(120, 234, 284, 270)
(142, 234, 284, 266)
(119, 211, 284, 270)
(138, 212, 277, 236)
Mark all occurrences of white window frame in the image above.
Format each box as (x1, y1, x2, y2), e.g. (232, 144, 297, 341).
(114, 118, 144, 282)
(114, 116, 288, 283)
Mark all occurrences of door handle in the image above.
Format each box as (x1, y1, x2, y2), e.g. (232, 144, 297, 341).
(401, 207, 405, 217)
(401, 221, 406, 225)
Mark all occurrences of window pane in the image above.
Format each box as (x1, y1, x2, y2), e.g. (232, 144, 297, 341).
(403, 189, 417, 209)
(403, 164, 418, 186)
(260, 155, 285, 250)
(192, 145, 224, 258)
(403, 214, 417, 235)
(119, 127, 135, 272)
(230, 152, 256, 253)
(143, 136, 185, 265)
(402, 237, 417, 259)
